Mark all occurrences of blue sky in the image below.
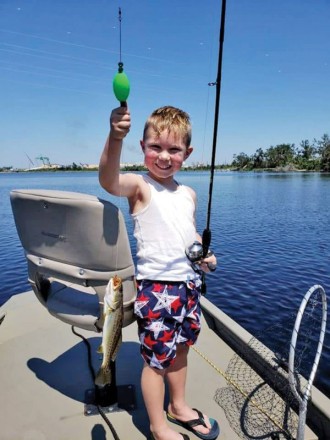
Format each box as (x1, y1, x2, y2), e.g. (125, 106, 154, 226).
(1, 0, 329, 169)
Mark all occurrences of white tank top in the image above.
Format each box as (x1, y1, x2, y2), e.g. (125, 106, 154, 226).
(131, 174, 198, 281)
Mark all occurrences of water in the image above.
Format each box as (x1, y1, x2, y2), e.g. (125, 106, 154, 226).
(1, 171, 329, 398)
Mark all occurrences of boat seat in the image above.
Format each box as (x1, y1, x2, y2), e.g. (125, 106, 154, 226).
(10, 189, 136, 332)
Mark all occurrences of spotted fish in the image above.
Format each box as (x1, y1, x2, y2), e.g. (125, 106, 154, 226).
(95, 275, 123, 387)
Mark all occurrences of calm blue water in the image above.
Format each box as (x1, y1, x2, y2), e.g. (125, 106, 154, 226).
(1, 171, 330, 398)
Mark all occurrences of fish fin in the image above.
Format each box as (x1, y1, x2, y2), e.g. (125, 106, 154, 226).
(97, 344, 103, 354)
(94, 366, 112, 387)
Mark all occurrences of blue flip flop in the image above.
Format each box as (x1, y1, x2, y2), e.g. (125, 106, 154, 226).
(167, 408, 220, 440)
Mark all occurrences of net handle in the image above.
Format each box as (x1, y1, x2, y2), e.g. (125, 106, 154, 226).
(288, 284, 327, 404)
(288, 284, 327, 440)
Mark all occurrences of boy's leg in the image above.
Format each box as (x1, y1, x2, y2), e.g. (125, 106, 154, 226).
(141, 363, 186, 440)
(166, 344, 211, 436)
(166, 344, 189, 410)
(141, 363, 166, 431)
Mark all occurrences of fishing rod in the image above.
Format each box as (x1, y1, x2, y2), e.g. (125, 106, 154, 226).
(202, 0, 227, 257)
(185, 0, 227, 292)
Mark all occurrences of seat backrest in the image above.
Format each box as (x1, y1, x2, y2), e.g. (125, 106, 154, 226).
(10, 189, 136, 331)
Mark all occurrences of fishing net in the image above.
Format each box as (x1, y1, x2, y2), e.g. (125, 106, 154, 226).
(214, 287, 326, 440)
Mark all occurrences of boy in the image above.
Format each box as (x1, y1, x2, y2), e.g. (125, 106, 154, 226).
(99, 106, 219, 440)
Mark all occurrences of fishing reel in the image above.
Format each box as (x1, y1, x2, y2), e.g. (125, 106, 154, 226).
(185, 241, 216, 272)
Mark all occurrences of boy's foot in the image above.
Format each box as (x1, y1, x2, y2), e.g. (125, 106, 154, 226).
(150, 428, 189, 440)
(166, 406, 220, 440)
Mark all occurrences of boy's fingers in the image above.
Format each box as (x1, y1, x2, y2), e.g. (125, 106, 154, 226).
(196, 255, 217, 272)
(113, 106, 130, 115)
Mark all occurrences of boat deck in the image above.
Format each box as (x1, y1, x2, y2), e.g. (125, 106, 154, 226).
(0, 291, 326, 440)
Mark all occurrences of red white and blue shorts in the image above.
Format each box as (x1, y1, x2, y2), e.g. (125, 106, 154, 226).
(134, 279, 202, 369)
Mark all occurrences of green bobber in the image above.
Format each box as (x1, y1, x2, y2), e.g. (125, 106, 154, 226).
(113, 62, 130, 106)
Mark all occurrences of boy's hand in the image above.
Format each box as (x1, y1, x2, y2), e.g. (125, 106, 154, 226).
(109, 107, 131, 141)
(198, 251, 217, 273)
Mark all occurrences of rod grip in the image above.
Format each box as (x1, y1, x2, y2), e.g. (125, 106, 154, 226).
(202, 228, 211, 257)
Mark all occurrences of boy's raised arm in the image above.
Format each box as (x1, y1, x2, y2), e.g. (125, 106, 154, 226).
(99, 107, 135, 197)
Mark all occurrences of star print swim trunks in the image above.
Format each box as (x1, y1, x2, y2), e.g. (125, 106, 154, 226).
(134, 279, 202, 369)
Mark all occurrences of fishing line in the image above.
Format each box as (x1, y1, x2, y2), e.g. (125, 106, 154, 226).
(0, 47, 194, 85)
(200, 5, 219, 168)
(198, 11, 218, 251)
(0, 76, 110, 97)
(0, 42, 199, 86)
(0, 28, 175, 62)
(0, 29, 119, 54)
(112, 7, 130, 271)
(0, 42, 113, 65)
(0, 65, 110, 85)
(0, 58, 110, 80)
(118, 8, 122, 64)
(192, 0, 227, 294)
(70, 11, 130, 440)
(113, 8, 130, 107)
(71, 326, 120, 440)
(200, 78, 211, 168)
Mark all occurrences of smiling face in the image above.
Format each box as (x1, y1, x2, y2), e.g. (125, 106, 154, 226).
(141, 128, 193, 184)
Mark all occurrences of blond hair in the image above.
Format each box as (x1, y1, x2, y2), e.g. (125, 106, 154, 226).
(143, 106, 192, 147)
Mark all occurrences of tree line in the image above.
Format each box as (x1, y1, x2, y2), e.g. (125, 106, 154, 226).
(230, 133, 330, 171)
(2, 133, 329, 173)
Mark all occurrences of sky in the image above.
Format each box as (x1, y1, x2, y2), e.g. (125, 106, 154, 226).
(1, 0, 329, 169)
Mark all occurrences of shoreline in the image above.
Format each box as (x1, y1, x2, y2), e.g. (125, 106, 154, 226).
(1, 166, 327, 174)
